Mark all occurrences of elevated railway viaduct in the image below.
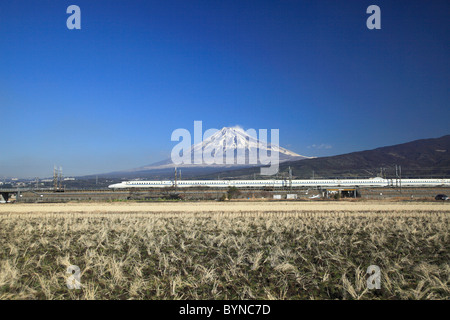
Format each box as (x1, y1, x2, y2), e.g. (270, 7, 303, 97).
(1, 186, 449, 203)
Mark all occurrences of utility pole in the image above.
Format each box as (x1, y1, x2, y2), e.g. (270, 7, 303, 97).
(174, 167, 177, 188)
(399, 165, 402, 193)
(395, 165, 398, 188)
(288, 166, 292, 190)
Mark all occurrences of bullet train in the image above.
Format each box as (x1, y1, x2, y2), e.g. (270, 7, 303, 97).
(108, 177, 450, 189)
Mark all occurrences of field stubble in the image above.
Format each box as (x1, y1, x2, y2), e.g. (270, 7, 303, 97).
(0, 201, 449, 299)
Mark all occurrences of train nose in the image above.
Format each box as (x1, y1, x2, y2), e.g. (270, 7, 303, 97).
(108, 183, 119, 188)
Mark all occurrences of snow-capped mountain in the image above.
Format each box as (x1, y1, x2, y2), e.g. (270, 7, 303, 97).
(134, 126, 312, 171)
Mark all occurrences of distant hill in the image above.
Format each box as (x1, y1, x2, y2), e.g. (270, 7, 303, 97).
(199, 135, 450, 179)
(87, 134, 450, 181)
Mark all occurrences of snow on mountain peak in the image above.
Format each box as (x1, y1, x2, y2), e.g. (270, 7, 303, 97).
(189, 126, 310, 162)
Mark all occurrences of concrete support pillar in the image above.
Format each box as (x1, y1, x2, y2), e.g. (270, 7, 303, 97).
(0, 193, 7, 203)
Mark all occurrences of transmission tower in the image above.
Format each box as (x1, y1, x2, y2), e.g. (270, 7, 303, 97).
(58, 166, 63, 191)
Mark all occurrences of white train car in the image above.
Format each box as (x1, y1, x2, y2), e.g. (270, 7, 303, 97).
(108, 178, 450, 189)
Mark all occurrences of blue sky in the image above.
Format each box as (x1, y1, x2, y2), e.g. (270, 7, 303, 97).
(1, 0, 449, 177)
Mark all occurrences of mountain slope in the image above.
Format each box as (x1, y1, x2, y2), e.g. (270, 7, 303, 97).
(201, 135, 450, 179)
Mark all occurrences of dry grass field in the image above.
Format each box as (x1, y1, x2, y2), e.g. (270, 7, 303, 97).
(0, 201, 449, 299)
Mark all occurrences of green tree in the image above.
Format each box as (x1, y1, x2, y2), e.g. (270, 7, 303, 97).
(227, 186, 240, 199)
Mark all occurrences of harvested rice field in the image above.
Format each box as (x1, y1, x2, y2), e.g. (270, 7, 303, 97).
(0, 201, 448, 299)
